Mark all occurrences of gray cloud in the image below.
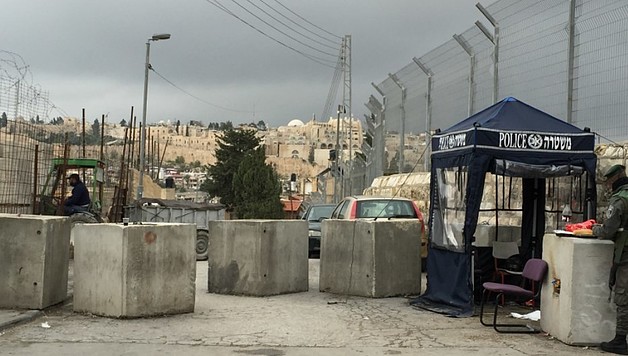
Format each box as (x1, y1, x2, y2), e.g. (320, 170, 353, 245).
(1, 0, 484, 126)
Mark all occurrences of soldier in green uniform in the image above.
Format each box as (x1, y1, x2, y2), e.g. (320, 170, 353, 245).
(593, 164, 628, 354)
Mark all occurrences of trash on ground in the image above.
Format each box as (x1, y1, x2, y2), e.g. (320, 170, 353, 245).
(510, 310, 540, 321)
(41, 322, 51, 329)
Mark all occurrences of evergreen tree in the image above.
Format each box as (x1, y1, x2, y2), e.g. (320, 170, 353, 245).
(232, 148, 283, 219)
(308, 145, 315, 164)
(175, 120, 180, 134)
(201, 129, 260, 210)
(120, 119, 127, 127)
(92, 118, 100, 137)
(256, 120, 267, 131)
(1, 112, 8, 128)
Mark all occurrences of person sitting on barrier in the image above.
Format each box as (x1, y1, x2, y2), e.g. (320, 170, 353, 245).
(64, 173, 91, 215)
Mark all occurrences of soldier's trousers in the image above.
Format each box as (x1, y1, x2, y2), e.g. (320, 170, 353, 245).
(615, 264, 628, 334)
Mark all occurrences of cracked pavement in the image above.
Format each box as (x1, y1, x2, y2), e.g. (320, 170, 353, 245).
(0, 260, 605, 355)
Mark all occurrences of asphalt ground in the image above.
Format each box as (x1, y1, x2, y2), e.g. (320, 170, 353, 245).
(0, 260, 605, 355)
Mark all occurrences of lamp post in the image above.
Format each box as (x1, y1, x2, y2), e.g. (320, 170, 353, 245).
(333, 104, 346, 203)
(137, 33, 171, 200)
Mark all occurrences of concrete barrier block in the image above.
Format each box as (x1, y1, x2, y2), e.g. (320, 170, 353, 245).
(73, 223, 196, 318)
(319, 220, 422, 298)
(541, 233, 615, 345)
(207, 220, 308, 296)
(0, 214, 70, 309)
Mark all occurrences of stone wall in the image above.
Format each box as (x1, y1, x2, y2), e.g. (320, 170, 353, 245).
(364, 141, 628, 226)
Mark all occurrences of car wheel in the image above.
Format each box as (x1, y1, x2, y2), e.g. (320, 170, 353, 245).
(196, 230, 209, 261)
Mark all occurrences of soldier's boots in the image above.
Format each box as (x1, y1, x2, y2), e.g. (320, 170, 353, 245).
(601, 333, 628, 354)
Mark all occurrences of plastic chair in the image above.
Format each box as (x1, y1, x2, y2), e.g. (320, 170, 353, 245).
(479, 258, 548, 333)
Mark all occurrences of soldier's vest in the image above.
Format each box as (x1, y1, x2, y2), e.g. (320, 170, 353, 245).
(613, 185, 628, 264)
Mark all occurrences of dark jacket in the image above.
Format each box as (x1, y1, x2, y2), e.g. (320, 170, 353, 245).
(64, 181, 91, 207)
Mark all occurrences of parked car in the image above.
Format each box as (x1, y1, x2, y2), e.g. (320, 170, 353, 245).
(301, 204, 336, 258)
(329, 195, 427, 267)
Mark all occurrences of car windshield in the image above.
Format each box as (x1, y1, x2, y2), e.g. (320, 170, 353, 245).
(308, 205, 335, 221)
(356, 200, 417, 219)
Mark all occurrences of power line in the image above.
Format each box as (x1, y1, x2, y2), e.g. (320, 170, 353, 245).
(272, 0, 342, 40)
(251, 0, 341, 50)
(229, 0, 339, 58)
(150, 66, 255, 114)
(259, 0, 340, 46)
(204, 0, 337, 68)
(321, 55, 343, 121)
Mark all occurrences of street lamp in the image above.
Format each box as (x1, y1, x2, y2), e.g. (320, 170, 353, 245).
(333, 104, 346, 203)
(137, 33, 171, 200)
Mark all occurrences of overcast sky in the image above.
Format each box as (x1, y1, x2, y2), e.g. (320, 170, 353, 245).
(1, 0, 486, 127)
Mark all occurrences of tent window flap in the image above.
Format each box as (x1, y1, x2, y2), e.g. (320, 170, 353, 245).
(432, 167, 468, 252)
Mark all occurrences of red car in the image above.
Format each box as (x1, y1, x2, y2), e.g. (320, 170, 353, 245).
(329, 195, 427, 266)
(330, 195, 426, 250)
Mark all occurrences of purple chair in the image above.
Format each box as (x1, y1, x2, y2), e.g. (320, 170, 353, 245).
(479, 258, 548, 333)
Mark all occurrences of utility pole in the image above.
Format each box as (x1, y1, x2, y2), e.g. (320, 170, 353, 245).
(342, 35, 352, 195)
(333, 104, 346, 204)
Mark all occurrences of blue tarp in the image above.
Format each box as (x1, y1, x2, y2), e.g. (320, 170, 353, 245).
(412, 97, 597, 317)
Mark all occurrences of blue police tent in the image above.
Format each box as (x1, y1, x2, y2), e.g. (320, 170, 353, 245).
(411, 97, 597, 317)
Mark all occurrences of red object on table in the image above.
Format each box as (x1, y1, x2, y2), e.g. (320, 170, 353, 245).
(565, 219, 597, 232)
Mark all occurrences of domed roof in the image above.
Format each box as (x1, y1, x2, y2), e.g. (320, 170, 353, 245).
(287, 119, 304, 127)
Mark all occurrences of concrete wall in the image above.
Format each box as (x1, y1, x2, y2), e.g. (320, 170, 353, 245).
(0, 214, 70, 309)
(541, 233, 615, 345)
(73, 223, 196, 318)
(319, 219, 422, 298)
(207, 220, 308, 296)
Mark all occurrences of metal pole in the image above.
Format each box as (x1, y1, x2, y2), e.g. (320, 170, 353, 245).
(334, 105, 345, 203)
(566, 0, 576, 124)
(100, 114, 105, 161)
(476, 3, 499, 103)
(389, 73, 405, 174)
(371, 82, 386, 178)
(342, 35, 353, 195)
(137, 40, 151, 200)
(453, 34, 475, 117)
(412, 57, 433, 172)
(32, 144, 39, 214)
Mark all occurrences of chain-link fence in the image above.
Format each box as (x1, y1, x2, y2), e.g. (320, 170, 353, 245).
(368, 0, 628, 179)
(0, 119, 131, 216)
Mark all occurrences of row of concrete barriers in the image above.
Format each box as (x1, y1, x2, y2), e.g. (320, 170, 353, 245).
(0, 214, 423, 318)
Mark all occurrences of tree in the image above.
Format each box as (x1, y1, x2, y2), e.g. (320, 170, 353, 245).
(201, 129, 260, 210)
(256, 120, 267, 131)
(232, 148, 284, 219)
(120, 119, 127, 127)
(92, 118, 101, 138)
(219, 121, 233, 131)
(175, 120, 180, 134)
(0, 112, 7, 128)
(308, 145, 315, 164)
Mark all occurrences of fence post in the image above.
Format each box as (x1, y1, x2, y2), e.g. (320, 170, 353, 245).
(476, 3, 499, 103)
(389, 73, 406, 174)
(453, 34, 475, 117)
(413, 57, 433, 172)
(566, 0, 577, 124)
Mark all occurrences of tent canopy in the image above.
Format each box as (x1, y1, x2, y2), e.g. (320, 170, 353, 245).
(412, 97, 597, 317)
